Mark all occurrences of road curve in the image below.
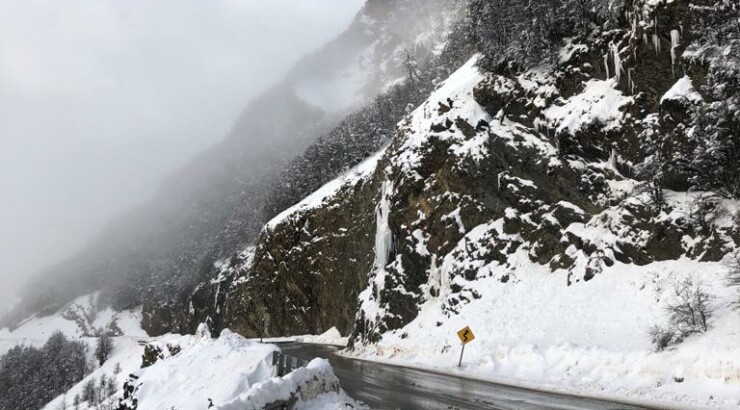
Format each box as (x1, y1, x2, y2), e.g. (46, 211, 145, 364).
(280, 343, 654, 410)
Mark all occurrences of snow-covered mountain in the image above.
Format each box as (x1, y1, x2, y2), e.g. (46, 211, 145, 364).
(4, 0, 740, 408)
(204, 0, 740, 407)
(3, 0, 465, 337)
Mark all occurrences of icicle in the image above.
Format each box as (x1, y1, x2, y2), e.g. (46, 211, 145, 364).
(604, 53, 610, 79)
(628, 68, 635, 95)
(612, 43, 623, 82)
(643, 33, 649, 45)
(426, 254, 446, 300)
(653, 17, 661, 54)
(671, 29, 681, 77)
(373, 180, 394, 281)
(652, 34, 661, 54)
(633, 42, 637, 61)
(607, 149, 618, 172)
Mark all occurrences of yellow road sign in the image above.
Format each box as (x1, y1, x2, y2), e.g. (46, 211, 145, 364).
(457, 326, 475, 344)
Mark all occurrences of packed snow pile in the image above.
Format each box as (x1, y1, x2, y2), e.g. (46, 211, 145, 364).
(350, 256, 740, 409)
(39, 323, 361, 410)
(128, 328, 277, 410)
(220, 358, 365, 410)
(260, 327, 349, 346)
(40, 324, 276, 410)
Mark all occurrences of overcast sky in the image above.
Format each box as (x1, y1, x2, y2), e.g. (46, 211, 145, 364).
(0, 0, 364, 305)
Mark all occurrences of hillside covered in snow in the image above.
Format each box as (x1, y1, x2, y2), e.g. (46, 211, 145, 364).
(206, 0, 740, 407)
(1, 296, 361, 410)
(3, 0, 740, 408)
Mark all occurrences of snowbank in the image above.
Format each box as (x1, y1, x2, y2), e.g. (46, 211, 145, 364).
(258, 327, 349, 346)
(42, 326, 280, 410)
(40, 323, 363, 410)
(133, 329, 278, 410)
(220, 358, 364, 410)
(349, 255, 740, 409)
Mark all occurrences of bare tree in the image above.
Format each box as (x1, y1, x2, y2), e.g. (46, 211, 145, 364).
(726, 251, 740, 309)
(650, 278, 713, 351)
(726, 251, 740, 288)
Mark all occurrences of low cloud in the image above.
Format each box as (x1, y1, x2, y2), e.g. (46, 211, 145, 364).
(0, 0, 364, 303)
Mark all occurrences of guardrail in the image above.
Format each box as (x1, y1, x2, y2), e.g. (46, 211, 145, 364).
(264, 396, 298, 410)
(263, 351, 312, 409)
(272, 351, 311, 377)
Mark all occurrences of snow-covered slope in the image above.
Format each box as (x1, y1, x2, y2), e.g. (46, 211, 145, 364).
(41, 324, 362, 410)
(220, 358, 364, 410)
(234, 0, 740, 404)
(8, 1, 740, 409)
(0, 293, 146, 356)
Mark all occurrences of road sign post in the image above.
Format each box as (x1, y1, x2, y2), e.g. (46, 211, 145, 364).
(456, 325, 475, 367)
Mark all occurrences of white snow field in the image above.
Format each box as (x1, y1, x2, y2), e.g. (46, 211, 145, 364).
(349, 256, 740, 409)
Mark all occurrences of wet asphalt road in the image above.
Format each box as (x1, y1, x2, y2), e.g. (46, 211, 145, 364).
(280, 343, 653, 410)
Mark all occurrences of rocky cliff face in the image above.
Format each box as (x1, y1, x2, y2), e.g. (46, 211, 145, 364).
(205, 0, 740, 351)
(191, 2, 740, 404)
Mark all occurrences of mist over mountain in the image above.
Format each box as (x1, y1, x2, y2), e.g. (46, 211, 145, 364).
(0, 0, 365, 306)
(3, 0, 465, 333)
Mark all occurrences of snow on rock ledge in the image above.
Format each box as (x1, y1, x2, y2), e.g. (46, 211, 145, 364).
(660, 75, 703, 104)
(544, 79, 632, 134)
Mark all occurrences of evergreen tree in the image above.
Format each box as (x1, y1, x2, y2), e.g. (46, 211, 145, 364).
(0, 331, 87, 410)
(96, 333, 114, 366)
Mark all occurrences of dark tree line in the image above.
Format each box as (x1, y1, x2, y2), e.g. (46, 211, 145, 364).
(467, 0, 616, 71)
(642, 0, 740, 200)
(263, 73, 435, 217)
(686, 0, 740, 198)
(0, 331, 87, 410)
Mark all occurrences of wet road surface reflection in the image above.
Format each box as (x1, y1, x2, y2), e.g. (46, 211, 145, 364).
(280, 343, 652, 410)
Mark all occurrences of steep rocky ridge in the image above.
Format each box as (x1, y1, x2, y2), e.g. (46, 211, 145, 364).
(202, 3, 740, 404)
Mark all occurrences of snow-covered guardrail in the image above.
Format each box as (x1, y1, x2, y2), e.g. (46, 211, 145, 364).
(272, 351, 311, 377)
(220, 358, 343, 410)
